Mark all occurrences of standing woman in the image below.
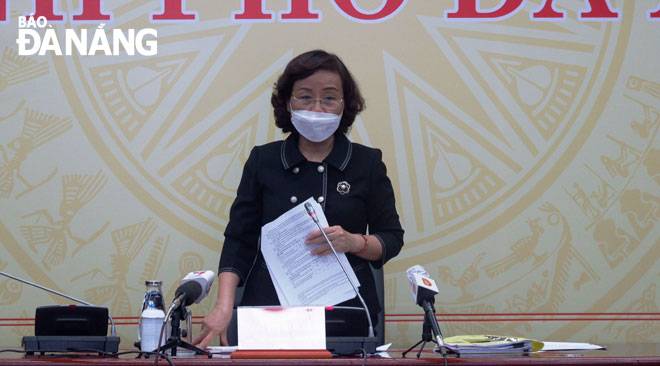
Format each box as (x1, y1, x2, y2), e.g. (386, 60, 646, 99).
(193, 50, 404, 348)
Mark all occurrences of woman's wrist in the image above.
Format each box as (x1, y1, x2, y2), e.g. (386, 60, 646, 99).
(351, 233, 369, 255)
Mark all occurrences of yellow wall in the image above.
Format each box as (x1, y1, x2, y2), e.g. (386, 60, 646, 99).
(1, 0, 660, 349)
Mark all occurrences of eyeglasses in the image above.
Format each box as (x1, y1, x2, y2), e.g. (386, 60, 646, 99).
(291, 95, 343, 109)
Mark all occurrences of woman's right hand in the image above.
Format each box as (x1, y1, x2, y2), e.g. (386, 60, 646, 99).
(192, 305, 232, 348)
(192, 271, 240, 349)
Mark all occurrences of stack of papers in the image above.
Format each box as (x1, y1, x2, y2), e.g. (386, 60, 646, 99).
(443, 335, 544, 354)
(540, 342, 606, 351)
(206, 346, 237, 358)
(260, 197, 359, 306)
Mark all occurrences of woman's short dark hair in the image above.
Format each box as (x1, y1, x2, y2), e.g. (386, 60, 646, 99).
(271, 50, 365, 135)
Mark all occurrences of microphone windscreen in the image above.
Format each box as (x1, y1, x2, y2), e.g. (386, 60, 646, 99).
(175, 281, 202, 307)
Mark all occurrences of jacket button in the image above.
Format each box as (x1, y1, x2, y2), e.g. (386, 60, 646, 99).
(317, 196, 324, 203)
(317, 165, 325, 173)
(290, 196, 298, 203)
(293, 167, 300, 174)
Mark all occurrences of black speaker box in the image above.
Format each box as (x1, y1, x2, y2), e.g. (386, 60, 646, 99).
(23, 305, 119, 355)
(34, 305, 108, 336)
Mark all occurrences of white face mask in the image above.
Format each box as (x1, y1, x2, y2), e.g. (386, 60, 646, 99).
(290, 108, 342, 142)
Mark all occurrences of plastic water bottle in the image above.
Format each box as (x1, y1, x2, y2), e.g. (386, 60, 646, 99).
(139, 280, 166, 352)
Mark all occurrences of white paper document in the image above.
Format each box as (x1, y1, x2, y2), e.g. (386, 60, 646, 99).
(260, 197, 359, 306)
(237, 306, 326, 350)
(540, 342, 606, 351)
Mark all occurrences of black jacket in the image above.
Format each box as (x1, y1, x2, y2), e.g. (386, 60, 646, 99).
(219, 133, 404, 326)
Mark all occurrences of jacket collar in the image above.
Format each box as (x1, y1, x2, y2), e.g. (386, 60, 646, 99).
(280, 133, 353, 172)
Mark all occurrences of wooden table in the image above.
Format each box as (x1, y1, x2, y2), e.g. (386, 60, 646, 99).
(0, 344, 659, 365)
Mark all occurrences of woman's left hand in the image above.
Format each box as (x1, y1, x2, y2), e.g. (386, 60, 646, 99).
(306, 225, 359, 256)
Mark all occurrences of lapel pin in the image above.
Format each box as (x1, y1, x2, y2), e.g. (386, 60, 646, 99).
(337, 181, 350, 195)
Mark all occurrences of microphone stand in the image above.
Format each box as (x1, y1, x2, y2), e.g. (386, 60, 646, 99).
(158, 302, 210, 358)
(402, 313, 433, 358)
(304, 202, 378, 355)
(423, 301, 448, 359)
(309, 212, 375, 338)
(403, 300, 449, 365)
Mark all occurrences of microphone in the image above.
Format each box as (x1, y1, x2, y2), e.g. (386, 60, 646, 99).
(154, 271, 215, 359)
(0, 271, 116, 336)
(168, 270, 215, 312)
(406, 265, 447, 358)
(407, 265, 439, 307)
(171, 281, 202, 309)
(305, 202, 319, 223)
(304, 202, 375, 338)
(179, 270, 215, 304)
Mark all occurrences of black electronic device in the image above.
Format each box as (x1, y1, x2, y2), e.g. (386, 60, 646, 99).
(34, 305, 108, 336)
(325, 306, 377, 354)
(22, 336, 120, 355)
(23, 305, 119, 355)
(326, 336, 377, 355)
(0, 271, 120, 356)
(325, 306, 368, 337)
